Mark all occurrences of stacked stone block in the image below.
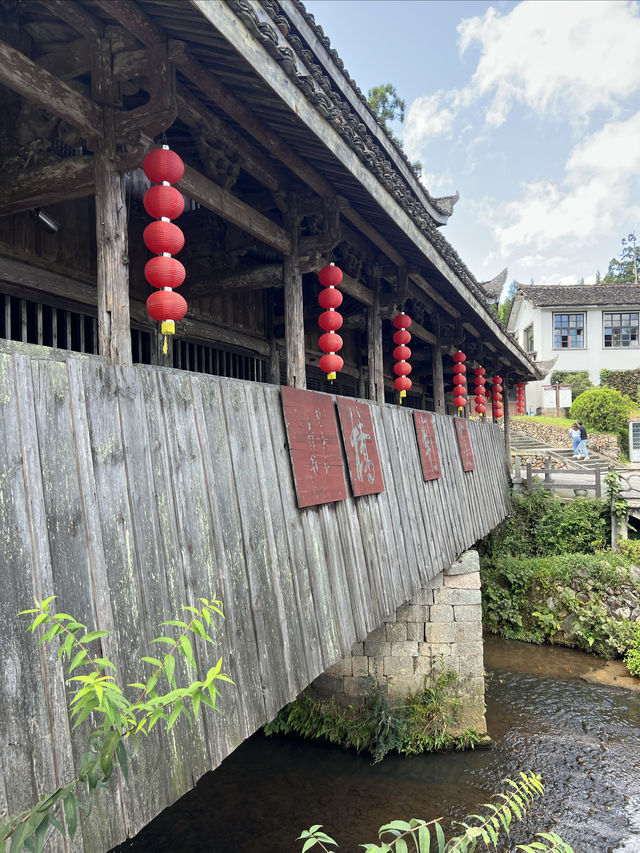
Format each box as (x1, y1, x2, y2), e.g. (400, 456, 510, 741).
(311, 549, 486, 732)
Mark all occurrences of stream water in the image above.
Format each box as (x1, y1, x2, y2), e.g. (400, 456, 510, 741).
(114, 637, 640, 852)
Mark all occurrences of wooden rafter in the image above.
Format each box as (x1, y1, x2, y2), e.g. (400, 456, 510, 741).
(0, 39, 102, 140)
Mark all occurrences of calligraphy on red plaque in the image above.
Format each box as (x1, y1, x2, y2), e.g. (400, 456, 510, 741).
(336, 398, 384, 497)
(280, 386, 347, 508)
(454, 417, 475, 472)
(413, 411, 442, 481)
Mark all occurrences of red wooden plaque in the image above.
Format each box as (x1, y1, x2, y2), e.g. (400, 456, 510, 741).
(413, 411, 442, 481)
(454, 417, 475, 472)
(280, 386, 347, 508)
(336, 398, 384, 496)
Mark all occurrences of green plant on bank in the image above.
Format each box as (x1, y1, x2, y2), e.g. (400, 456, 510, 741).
(549, 370, 593, 401)
(1, 596, 233, 853)
(482, 489, 610, 560)
(606, 470, 629, 522)
(624, 625, 640, 677)
(265, 670, 480, 764)
(482, 552, 635, 657)
(601, 368, 640, 405)
(298, 772, 574, 852)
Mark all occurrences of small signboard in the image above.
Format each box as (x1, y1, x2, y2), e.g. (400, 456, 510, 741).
(454, 417, 475, 472)
(413, 411, 442, 481)
(280, 386, 347, 508)
(336, 398, 384, 496)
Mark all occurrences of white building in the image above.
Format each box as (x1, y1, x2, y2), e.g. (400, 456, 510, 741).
(507, 284, 640, 413)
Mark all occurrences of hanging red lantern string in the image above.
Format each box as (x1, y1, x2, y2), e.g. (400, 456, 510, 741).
(492, 375, 504, 419)
(392, 312, 412, 403)
(452, 351, 467, 411)
(318, 263, 344, 380)
(473, 366, 486, 416)
(143, 145, 186, 352)
(516, 381, 526, 415)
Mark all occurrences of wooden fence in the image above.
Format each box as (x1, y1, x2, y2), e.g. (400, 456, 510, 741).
(0, 346, 510, 851)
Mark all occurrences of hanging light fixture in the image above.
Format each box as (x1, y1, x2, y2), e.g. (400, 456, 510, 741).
(452, 351, 467, 411)
(492, 375, 504, 419)
(473, 366, 486, 416)
(318, 263, 344, 380)
(143, 145, 186, 350)
(393, 312, 412, 403)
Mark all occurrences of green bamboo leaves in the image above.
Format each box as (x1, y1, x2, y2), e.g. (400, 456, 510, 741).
(298, 773, 574, 852)
(1, 595, 232, 852)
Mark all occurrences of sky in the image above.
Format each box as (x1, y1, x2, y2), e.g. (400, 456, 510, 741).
(303, 0, 640, 295)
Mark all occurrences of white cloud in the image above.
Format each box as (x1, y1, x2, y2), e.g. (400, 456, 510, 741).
(458, 0, 640, 126)
(491, 111, 640, 253)
(403, 93, 456, 158)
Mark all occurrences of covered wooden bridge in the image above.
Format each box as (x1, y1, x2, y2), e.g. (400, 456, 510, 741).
(0, 1, 539, 850)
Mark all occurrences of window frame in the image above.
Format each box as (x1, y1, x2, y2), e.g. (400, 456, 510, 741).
(552, 311, 585, 350)
(602, 310, 639, 349)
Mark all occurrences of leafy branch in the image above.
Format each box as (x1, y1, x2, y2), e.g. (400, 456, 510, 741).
(298, 773, 574, 852)
(0, 595, 233, 853)
(605, 471, 628, 521)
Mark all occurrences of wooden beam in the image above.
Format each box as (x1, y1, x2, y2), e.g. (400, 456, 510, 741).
(45, 0, 105, 39)
(342, 205, 404, 267)
(179, 165, 290, 254)
(410, 320, 437, 346)
(410, 272, 460, 319)
(431, 326, 445, 414)
(94, 36, 132, 366)
(0, 39, 102, 140)
(340, 271, 374, 307)
(368, 274, 384, 404)
(186, 264, 283, 299)
(0, 158, 95, 216)
(94, 0, 163, 46)
(284, 196, 305, 388)
(36, 37, 92, 80)
(176, 85, 283, 193)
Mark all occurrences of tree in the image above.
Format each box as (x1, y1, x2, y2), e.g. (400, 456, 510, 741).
(498, 280, 518, 325)
(603, 233, 639, 283)
(367, 83, 422, 178)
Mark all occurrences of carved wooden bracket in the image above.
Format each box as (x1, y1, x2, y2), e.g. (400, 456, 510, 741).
(113, 43, 177, 141)
(299, 197, 341, 255)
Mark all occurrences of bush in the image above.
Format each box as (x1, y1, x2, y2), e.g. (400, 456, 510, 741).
(601, 368, 640, 404)
(481, 552, 635, 657)
(550, 370, 593, 401)
(625, 625, 640, 677)
(482, 489, 610, 559)
(570, 387, 635, 452)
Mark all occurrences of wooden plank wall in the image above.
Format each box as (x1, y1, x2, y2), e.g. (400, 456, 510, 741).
(0, 347, 510, 852)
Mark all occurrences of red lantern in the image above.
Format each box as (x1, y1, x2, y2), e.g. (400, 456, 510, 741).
(476, 404, 486, 414)
(474, 366, 485, 376)
(143, 220, 185, 256)
(146, 290, 187, 335)
(475, 395, 486, 405)
(318, 310, 343, 331)
(144, 256, 186, 290)
(319, 331, 343, 353)
(317, 264, 343, 380)
(143, 145, 187, 341)
(319, 353, 343, 374)
(319, 288, 343, 310)
(143, 147, 185, 185)
(393, 313, 412, 401)
(318, 264, 343, 288)
(452, 351, 467, 410)
(393, 344, 411, 361)
(143, 184, 185, 220)
(493, 392, 503, 402)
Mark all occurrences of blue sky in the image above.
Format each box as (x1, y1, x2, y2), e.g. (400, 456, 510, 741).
(304, 0, 640, 293)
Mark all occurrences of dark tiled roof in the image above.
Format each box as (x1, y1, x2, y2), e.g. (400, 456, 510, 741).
(517, 284, 640, 307)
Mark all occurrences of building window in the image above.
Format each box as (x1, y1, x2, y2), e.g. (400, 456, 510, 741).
(603, 312, 639, 348)
(553, 313, 584, 349)
(524, 325, 534, 353)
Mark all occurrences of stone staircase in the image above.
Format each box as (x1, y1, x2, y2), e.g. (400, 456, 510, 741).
(510, 430, 624, 472)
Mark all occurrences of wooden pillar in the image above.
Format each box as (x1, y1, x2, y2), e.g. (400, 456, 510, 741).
(283, 196, 306, 389)
(93, 38, 132, 366)
(503, 374, 512, 463)
(368, 272, 384, 403)
(431, 342, 446, 414)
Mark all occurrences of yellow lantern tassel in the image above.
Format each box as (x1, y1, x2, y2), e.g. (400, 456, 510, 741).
(328, 371, 336, 380)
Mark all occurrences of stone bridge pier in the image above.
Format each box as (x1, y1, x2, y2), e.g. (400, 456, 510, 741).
(311, 550, 486, 733)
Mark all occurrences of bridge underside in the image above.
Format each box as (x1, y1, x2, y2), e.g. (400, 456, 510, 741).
(0, 347, 510, 850)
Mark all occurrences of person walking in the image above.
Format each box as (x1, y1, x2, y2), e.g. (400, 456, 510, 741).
(577, 421, 589, 460)
(569, 423, 581, 457)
